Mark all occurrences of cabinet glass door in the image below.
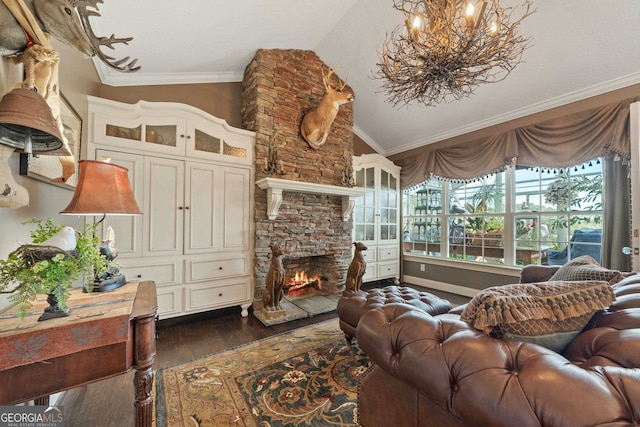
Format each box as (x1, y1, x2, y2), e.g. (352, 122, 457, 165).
(98, 113, 186, 155)
(379, 169, 398, 242)
(187, 121, 248, 161)
(145, 125, 178, 148)
(354, 167, 376, 242)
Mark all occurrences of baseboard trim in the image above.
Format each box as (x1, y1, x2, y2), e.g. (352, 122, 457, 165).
(403, 275, 480, 298)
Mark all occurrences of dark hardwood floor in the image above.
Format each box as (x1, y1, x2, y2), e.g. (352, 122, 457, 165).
(58, 283, 469, 426)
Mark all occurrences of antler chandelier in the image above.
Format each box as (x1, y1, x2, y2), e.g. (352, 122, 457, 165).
(376, 0, 535, 107)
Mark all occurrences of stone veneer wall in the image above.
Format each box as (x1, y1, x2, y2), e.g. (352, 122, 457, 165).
(241, 49, 355, 310)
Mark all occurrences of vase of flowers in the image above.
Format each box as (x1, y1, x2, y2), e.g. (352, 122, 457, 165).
(0, 218, 110, 320)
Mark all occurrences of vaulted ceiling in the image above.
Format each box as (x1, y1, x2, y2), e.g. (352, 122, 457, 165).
(89, 0, 640, 156)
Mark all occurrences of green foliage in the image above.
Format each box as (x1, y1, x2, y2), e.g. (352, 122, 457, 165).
(485, 217, 504, 233)
(0, 219, 110, 318)
(465, 182, 504, 214)
(464, 182, 504, 232)
(25, 218, 63, 243)
(544, 173, 603, 231)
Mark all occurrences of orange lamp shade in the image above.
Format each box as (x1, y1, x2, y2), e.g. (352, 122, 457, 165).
(61, 160, 142, 216)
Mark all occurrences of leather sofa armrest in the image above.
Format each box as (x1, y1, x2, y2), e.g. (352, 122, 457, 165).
(356, 303, 640, 427)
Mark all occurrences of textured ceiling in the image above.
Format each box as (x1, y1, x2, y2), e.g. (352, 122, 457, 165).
(87, 0, 640, 156)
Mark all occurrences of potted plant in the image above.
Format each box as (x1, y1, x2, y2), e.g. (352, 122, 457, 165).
(464, 182, 505, 247)
(0, 218, 110, 319)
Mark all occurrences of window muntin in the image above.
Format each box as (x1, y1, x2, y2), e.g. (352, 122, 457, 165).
(402, 159, 603, 266)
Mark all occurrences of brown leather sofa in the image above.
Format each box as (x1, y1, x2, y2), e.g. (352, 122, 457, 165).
(356, 265, 640, 427)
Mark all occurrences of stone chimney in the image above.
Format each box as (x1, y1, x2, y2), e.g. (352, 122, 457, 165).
(241, 49, 355, 311)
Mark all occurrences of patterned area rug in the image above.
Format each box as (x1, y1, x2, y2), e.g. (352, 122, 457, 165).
(156, 319, 370, 426)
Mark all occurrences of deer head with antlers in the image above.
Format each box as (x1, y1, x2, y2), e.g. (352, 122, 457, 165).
(0, 0, 139, 73)
(300, 66, 354, 150)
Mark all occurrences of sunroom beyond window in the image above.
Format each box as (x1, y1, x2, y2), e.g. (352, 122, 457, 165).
(402, 160, 603, 266)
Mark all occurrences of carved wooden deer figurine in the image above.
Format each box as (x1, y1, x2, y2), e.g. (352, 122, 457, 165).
(344, 242, 367, 295)
(301, 66, 354, 149)
(262, 244, 285, 312)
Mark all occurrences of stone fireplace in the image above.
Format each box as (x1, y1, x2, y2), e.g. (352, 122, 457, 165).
(241, 49, 357, 324)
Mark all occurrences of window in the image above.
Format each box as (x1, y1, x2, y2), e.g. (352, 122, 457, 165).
(402, 159, 603, 266)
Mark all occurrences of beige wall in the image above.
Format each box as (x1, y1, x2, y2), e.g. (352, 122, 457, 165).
(2, 40, 638, 308)
(0, 41, 98, 309)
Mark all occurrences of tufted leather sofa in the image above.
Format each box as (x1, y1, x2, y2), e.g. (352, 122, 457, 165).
(337, 285, 452, 343)
(356, 265, 640, 427)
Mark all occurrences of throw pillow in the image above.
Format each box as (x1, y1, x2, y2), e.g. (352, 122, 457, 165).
(549, 255, 623, 284)
(460, 280, 616, 352)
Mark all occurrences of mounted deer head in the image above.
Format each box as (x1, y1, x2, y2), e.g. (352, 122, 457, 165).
(301, 66, 354, 150)
(0, 0, 139, 73)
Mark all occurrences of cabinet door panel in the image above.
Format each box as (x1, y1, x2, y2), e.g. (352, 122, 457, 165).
(353, 154, 401, 282)
(144, 157, 184, 256)
(221, 167, 250, 250)
(94, 149, 144, 258)
(185, 162, 216, 253)
(379, 167, 400, 244)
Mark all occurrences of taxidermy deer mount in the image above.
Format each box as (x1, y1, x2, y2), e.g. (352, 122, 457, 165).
(301, 66, 354, 150)
(0, 0, 139, 72)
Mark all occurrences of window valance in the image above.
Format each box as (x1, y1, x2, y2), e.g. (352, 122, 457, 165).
(397, 97, 639, 189)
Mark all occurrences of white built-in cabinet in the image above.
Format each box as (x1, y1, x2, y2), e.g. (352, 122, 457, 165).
(352, 154, 401, 282)
(87, 96, 255, 319)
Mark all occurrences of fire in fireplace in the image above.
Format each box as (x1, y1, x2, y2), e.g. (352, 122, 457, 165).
(285, 271, 322, 294)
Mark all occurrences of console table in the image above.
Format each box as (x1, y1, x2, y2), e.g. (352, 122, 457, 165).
(0, 281, 157, 427)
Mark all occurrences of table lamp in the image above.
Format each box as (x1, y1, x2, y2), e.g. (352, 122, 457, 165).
(61, 159, 142, 291)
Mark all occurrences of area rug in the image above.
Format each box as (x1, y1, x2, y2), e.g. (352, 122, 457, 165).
(155, 319, 370, 426)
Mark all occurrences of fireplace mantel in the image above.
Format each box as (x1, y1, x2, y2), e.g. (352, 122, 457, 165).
(256, 177, 365, 220)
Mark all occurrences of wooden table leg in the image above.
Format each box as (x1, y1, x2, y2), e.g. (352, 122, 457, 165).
(134, 366, 154, 427)
(132, 306, 157, 427)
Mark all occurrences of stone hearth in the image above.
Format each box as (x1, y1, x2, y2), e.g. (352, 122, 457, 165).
(242, 49, 356, 325)
(254, 288, 341, 326)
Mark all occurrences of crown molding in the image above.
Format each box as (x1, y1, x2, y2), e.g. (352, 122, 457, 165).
(353, 124, 386, 155)
(93, 60, 244, 86)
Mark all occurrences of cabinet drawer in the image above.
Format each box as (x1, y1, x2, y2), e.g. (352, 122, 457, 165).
(157, 285, 183, 319)
(378, 246, 399, 261)
(362, 263, 377, 282)
(119, 259, 182, 286)
(185, 255, 249, 282)
(359, 248, 376, 263)
(377, 261, 399, 278)
(184, 279, 250, 312)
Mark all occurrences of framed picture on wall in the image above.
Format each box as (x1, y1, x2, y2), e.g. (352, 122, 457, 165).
(19, 93, 82, 189)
